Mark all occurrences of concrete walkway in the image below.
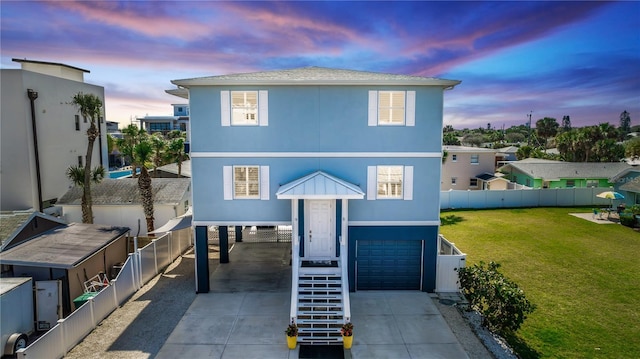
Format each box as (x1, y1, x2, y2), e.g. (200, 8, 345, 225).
(156, 242, 468, 359)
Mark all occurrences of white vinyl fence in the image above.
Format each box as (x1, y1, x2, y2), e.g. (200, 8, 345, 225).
(436, 235, 466, 293)
(441, 187, 617, 210)
(16, 229, 192, 359)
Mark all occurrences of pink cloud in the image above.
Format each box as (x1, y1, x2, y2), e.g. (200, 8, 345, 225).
(51, 1, 213, 41)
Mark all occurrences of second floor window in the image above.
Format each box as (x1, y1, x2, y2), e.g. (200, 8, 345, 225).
(452, 154, 457, 162)
(470, 154, 479, 164)
(368, 90, 415, 127)
(221, 90, 268, 126)
(378, 91, 405, 125)
(377, 165, 404, 198)
(231, 91, 258, 125)
(234, 166, 260, 198)
(75, 115, 80, 131)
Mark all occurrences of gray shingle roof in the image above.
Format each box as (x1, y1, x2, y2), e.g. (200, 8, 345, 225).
(172, 66, 461, 87)
(0, 211, 33, 246)
(620, 179, 640, 193)
(0, 223, 129, 269)
(501, 162, 633, 180)
(57, 178, 190, 206)
(444, 145, 498, 153)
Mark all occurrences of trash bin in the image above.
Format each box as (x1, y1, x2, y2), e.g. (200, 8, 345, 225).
(73, 292, 98, 309)
(110, 262, 124, 279)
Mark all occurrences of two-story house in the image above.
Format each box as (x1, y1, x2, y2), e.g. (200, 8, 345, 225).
(171, 67, 459, 345)
(441, 145, 506, 190)
(1, 58, 108, 213)
(137, 104, 189, 135)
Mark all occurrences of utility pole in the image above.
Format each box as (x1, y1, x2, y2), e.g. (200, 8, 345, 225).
(527, 111, 533, 146)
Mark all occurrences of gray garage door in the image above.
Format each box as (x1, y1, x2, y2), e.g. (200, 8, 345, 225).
(356, 239, 422, 290)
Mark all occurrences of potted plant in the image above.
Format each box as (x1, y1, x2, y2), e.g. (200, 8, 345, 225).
(285, 320, 298, 349)
(341, 322, 354, 349)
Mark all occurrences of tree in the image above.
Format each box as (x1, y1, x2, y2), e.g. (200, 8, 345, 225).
(117, 124, 146, 178)
(150, 133, 167, 178)
(620, 110, 631, 137)
(516, 145, 533, 160)
(462, 133, 485, 147)
(561, 115, 571, 132)
(134, 137, 155, 235)
(535, 117, 559, 148)
(71, 92, 103, 223)
(166, 137, 189, 177)
(443, 132, 461, 145)
(66, 165, 105, 190)
(625, 137, 640, 160)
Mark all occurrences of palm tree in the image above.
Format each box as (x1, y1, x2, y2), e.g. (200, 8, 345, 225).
(66, 165, 105, 211)
(166, 137, 189, 177)
(150, 133, 167, 178)
(535, 117, 559, 149)
(117, 124, 146, 178)
(71, 92, 103, 223)
(134, 137, 155, 235)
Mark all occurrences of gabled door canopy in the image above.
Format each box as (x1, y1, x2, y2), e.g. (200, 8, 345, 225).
(276, 171, 364, 200)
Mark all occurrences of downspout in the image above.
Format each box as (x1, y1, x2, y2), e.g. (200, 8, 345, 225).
(97, 116, 104, 167)
(27, 89, 43, 212)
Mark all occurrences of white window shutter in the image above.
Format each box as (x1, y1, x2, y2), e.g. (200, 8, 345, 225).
(260, 166, 270, 200)
(368, 91, 378, 126)
(406, 91, 416, 127)
(404, 166, 414, 200)
(367, 166, 377, 200)
(259, 91, 268, 126)
(223, 166, 233, 200)
(221, 91, 231, 127)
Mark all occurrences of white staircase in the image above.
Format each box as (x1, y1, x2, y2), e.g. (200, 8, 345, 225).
(296, 267, 345, 345)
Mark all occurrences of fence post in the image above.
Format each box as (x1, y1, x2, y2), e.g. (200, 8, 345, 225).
(58, 318, 66, 356)
(88, 297, 96, 327)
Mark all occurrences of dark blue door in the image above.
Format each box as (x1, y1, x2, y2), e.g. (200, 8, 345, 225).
(356, 239, 422, 290)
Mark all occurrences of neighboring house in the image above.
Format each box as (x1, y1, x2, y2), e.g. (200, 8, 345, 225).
(611, 168, 640, 206)
(0, 211, 67, 253)
(57, 178, 191, 236)
(1, 58, 108, 213)
(442, 146, 501, 190)
(137, 104, 189, 135)
(170, 66, 460, 343)
(496, 145, 519, 163)
(0, 220, 129, 316)
(499, 158, 632, 189)
(154, 159, 191, 178)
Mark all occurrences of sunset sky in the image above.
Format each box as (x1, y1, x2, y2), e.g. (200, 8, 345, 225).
(1, 1, 638, 130)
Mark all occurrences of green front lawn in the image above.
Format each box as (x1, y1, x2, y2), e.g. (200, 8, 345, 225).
(439, 207, 640, 359)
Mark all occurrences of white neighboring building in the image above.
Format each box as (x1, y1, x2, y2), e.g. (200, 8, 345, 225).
(1, 58, 108, 212)
(57, 178, 191, 236)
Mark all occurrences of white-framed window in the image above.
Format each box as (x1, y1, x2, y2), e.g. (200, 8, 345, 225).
(451, 177, 457, 185)
(452, 154, 457, 162)
(231, 91, 258, 125)
(223, 165, 269, 200)
(368, 90, 415, 126)
(470, 154, 479, 164)
(221, 90, 268, 126)
(367, 165, 413, 200)
(234, 166, 260, 198)
(377, 166, 403, 198)
(470, 178, 478, 187)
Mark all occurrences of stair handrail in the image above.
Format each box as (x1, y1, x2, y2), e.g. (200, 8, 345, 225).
(339, 235, 351, 322)
(290, 234, 301, 322)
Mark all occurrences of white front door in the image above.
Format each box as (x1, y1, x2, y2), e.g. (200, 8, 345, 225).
(305, 200, 335, 259)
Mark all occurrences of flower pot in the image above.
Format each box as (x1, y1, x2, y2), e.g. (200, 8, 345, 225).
(286, 335, 297, 349)
(342, 335, 353, 349)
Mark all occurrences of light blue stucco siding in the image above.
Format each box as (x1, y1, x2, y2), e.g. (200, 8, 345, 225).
(188, 85, 444, 153)
(191, 156, 441, 223)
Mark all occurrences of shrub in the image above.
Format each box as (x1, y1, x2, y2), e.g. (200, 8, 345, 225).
(620, 210, 637, 227)
(457, 261, 536, 335)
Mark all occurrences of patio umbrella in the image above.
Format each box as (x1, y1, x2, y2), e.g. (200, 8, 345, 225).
(596, 191, 624, 208)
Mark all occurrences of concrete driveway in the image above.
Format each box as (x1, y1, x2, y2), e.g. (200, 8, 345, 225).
(156, 242, 468, 359)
